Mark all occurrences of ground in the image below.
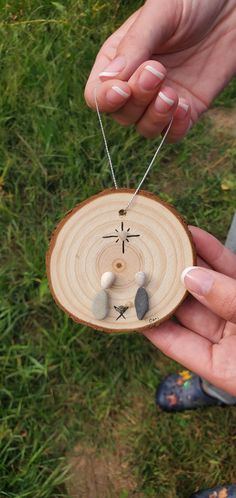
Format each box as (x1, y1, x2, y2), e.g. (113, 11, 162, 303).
(66, 443, 144, 498)
(0, 2, 236, 498)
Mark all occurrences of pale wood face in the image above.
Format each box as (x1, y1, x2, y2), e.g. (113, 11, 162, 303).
(47, 189, 196, 333)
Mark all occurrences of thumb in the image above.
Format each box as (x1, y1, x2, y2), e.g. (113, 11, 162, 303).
(181, 266, 236, 323)
(99, 1, 177, 81)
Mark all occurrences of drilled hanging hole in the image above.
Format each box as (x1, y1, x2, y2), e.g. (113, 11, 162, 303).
(119, 209, 127, 216)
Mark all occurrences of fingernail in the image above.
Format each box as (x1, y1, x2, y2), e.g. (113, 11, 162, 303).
(99, 56, 126, 78)
(178, 98, 189, 113)
(181, 266, 214, 296)
(106, 85, 129, 104)
(139, 65, 165, 91)
(155, 91, 175, 112)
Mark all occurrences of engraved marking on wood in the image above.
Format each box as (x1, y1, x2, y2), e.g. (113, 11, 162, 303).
(114, 305, 129, 320)
(103, 222, 140, 254)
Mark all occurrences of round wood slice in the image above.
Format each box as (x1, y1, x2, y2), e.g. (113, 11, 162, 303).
(46, 188, 196, 333)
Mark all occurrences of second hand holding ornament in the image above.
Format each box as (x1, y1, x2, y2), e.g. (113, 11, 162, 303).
(46, 88, 196, 333)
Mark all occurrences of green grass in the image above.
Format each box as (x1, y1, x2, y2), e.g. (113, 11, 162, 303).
(0, 1, 236, 497)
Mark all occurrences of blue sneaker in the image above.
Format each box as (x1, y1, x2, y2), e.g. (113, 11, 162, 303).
(156, 371, 223, 411)
(190, 484, 236, 497)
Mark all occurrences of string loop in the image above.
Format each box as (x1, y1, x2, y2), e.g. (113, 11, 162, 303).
(94, 86, 173, 211)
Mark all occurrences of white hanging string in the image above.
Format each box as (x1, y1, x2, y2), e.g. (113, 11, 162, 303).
(94, 87, 118, 189)
(124, 118, 173, 212)
(94, 86, 173, 212)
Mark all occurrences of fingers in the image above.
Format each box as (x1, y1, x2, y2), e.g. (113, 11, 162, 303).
(136, 86, 178, 137)
(86, 80, 131, 113)
(189, 226, 236, 279)
(165, 102, 192, 143)
(86, 64, 192, 141)
(111, 61, 167, 126)
(113, 88, 191, 140)
(135, 92, 191, 140)
(84, 1, 190, 139)
(175, 295, 223, 343)
(181, 266, 236, 323)
(144, 320, 214, 381)
(99, 1, 177, 82)
(143, 321, 236, 395)
(85, 1, 179, 111)
(135, 90, 191, 140)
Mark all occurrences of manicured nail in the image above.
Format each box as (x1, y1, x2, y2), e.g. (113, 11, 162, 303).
(145, 65, 165, 79)
(139, 65, 165, 91)
(178, 98, 189, 113)
(99, 56, 126, 78)
(106, 85, 129, 104)
(159, 92, 175, 106)
(181, 266, 214, 296)
(155, 91, 175, 112)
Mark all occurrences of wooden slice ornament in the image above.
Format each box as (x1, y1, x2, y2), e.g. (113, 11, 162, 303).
(46, 188, 196, 333)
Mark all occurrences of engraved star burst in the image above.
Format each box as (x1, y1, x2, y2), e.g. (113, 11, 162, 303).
(102, 221, 140, 254)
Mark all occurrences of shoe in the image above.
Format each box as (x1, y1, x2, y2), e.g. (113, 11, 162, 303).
(156, 370, 223, 411)
(189, 484, 236, 497)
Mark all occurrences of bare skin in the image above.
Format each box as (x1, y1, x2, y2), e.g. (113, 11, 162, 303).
(144, 227, 236, 397)
(85, 0, 236, 142)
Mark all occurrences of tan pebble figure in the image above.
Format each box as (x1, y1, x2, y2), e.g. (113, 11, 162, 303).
(92, 272, 116, 320)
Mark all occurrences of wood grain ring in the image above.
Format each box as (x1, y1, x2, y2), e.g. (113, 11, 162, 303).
(46, 188, 196, 333)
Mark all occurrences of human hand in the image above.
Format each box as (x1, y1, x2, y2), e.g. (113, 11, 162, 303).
(144, 226, 236, 397)
(85, 0, 236, 142)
